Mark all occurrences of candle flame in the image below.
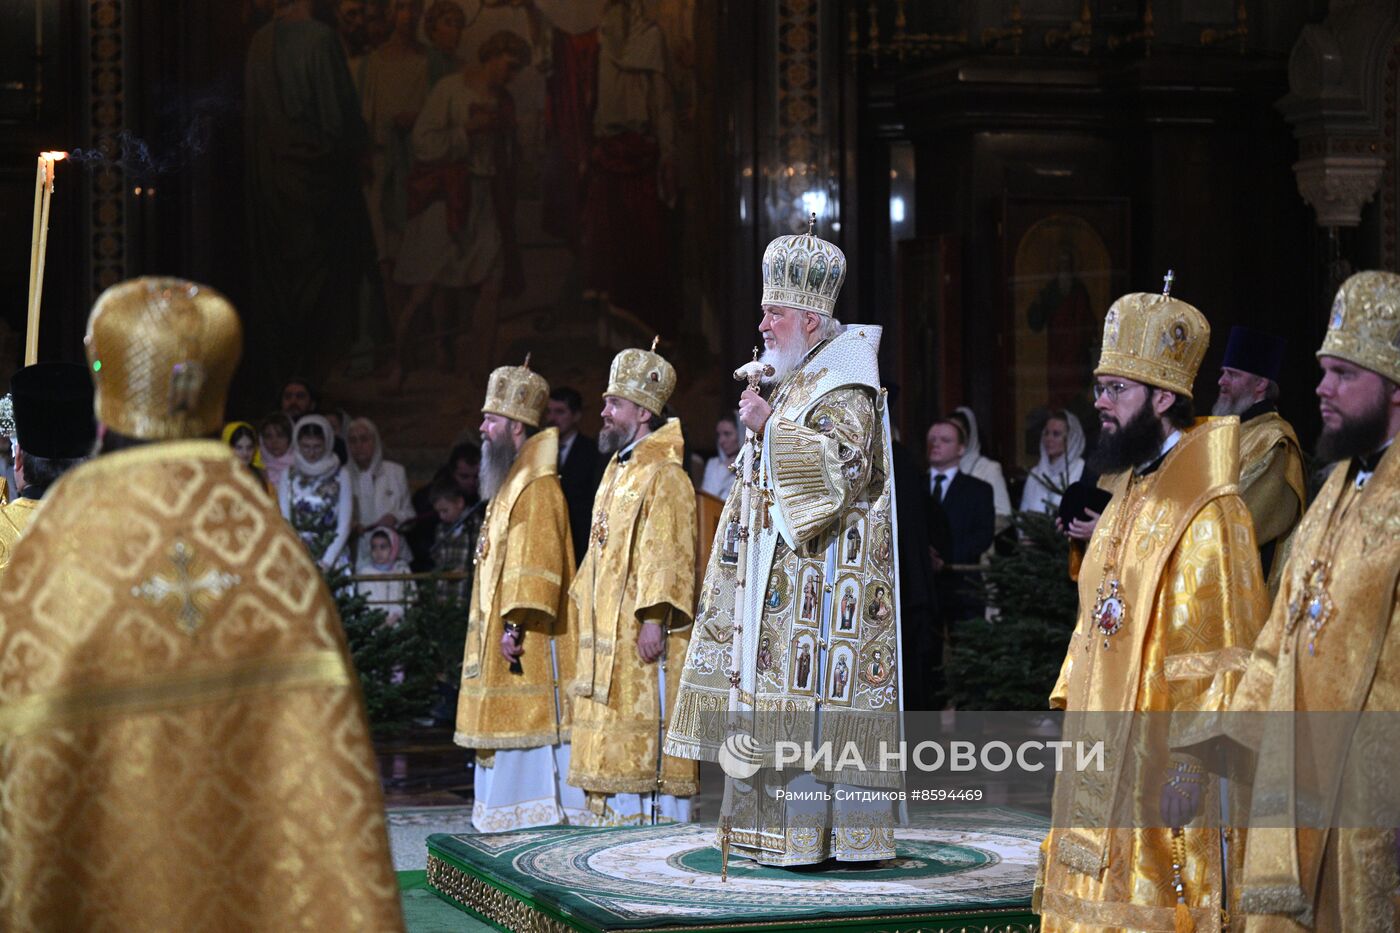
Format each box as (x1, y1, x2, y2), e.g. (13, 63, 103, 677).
(39, 151, 67, 188)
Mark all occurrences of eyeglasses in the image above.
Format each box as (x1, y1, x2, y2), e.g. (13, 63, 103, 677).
(1091, 381, 1142, 403)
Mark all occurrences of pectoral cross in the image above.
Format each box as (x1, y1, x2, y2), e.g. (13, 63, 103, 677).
(131, 540, 241, 635)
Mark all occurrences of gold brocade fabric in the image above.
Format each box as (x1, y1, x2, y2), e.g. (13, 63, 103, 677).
(1041, 419, 1270, 933)
(455, 428, 575, 749)
(1238, 412, 1306, 598)
(0, 496, 40, 574)
(0, 441, 402, 932)
(568, 420, 698, 796)
(1225, 443, 1400, 932)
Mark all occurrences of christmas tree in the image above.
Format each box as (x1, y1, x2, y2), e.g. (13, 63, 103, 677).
(333, 571, 469, 733)
(947, 511, 1078, 710)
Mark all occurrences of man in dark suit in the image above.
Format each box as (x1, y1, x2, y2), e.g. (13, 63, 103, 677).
(926, 417, 995, 628)
(890, 432, 939, 710)
(546, 386, 600, 567)
(925, 418, 995, 707)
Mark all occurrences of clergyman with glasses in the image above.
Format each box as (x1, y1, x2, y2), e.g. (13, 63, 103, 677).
(1035, 277, 1271, 931)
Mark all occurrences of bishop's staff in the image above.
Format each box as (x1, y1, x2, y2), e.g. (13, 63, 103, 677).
(717, 347, 773, 881)
(26, 151, 67, 366)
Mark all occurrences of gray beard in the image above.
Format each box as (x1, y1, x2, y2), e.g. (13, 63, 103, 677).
(1210, 394, 1252, 417)
(760, 339, 810, 385)
(478, 437, 518, 501)
(598, 422, 637, 455)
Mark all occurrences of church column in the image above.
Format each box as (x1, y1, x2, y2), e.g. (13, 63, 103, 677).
(1278, 2, 1400, 280)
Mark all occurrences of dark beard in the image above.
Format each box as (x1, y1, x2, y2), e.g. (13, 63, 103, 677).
(598, 422, 637, 455)
(478, 437, 518, 501)
(1087, 398, 1166, 475)
(1316, 390, 1391, 465)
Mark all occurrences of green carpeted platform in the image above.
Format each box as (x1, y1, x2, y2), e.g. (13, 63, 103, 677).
(425, 807, 1045, 932)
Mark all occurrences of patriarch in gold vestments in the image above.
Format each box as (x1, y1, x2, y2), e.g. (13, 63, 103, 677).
(568, 342, 698, 825)
(0, 362, 96, 573)
(1038, 283, 1270, 933)
(667, 228, 905, 867)
(455, 359, 583, 831)
(0, 278, 403, 932)
(1206, 271, 1400, 932)
(1211, 326, 1306, 597)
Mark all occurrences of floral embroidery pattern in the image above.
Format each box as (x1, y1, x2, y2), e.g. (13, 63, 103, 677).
(288, 470, 341, 561)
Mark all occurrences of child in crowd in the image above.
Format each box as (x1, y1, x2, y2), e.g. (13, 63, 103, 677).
(356, 527, 412, 625)
(429, 476, 478, 600)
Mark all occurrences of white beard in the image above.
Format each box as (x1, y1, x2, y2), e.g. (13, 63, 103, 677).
(759, 338, 811, 385)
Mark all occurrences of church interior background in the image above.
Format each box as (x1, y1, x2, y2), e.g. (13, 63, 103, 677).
(3, 1, 1399, 468)
(4, 1, 1400, 928)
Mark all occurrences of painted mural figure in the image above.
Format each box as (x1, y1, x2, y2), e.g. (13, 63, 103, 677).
(243, 0, 376, 390)
(581, 0, 677, 333)
(1027, 244, 1098, 408)
(359, 0, 430, 304)
(423, 0, 466, 86)
(391, 30, 531, 385)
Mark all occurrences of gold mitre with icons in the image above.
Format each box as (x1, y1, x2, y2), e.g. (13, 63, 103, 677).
(86, 277, 242, 440)
(1318, 270, 1400, 384)
(482, 354, 549, 428)
(1094, 272, 1210, 399)
(761, 214, 846, 317)
(605, 337, 676, 417)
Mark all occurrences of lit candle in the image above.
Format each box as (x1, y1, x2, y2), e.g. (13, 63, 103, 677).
(25, 150, 67, 366)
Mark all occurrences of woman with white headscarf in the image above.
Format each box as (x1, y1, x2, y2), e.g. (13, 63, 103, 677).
(951, 405, 1013, 529)
(346, 417, 415, 565)
(279, 415, 353, 571)
(1019, 409, 1085, 515)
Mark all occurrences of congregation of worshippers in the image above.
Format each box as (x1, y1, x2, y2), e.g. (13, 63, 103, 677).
(2, 240, 1399, 933)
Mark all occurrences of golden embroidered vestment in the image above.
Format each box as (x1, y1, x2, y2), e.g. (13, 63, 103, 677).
(455, 428, 575, 749)
(1223, 444, 1400, 932)
(569, 419, 698, 803)
(1039, 419, 1270, 933)
(0, 496, 40, 574)
(0, 441, 403, 932)
(1237, 410, 1305, 596)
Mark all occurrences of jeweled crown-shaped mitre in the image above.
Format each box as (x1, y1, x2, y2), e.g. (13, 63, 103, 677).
(482, 356, 550, 428)
(1094, 275, 1209, 399)
(85, 277, 242, 439)
(605, 339, 676, 417)
(1319, 270, 1400, 384)
(761, 218, 846, 317)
